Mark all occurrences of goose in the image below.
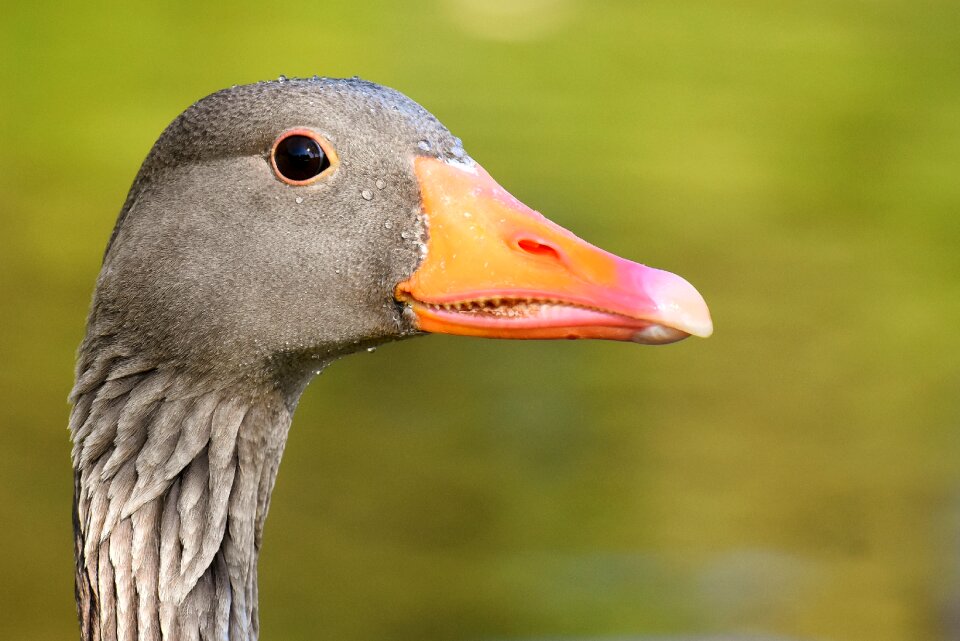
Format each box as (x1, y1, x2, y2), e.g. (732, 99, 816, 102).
(70, 77, 713, 641)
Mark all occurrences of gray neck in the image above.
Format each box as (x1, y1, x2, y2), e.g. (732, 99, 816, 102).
(70, 357, 301, 641)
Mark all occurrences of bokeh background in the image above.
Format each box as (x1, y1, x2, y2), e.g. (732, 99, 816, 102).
(2, 1, 959, 640)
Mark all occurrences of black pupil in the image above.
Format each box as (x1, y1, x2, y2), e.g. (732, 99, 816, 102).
(274, 135, 329, 181)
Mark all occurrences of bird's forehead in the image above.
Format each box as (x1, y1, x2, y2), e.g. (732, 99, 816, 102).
(154, 78, 457, 163)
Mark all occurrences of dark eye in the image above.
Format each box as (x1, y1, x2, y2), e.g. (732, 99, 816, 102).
(271, 131, 335, 184)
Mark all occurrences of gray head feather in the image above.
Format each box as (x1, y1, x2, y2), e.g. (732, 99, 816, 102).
(87, 77, 464, 396)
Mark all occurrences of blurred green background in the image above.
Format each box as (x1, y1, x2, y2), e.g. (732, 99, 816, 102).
(2, 1, 959, 640)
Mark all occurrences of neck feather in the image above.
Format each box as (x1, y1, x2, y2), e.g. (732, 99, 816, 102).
(70, 354, 299, 641)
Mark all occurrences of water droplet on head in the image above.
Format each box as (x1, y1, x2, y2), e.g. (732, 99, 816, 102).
(361, 189, 374, 201)
(384, 221, 393, 229)
(366, 347, 377, 353)
(400, 231, 413, 240)
(277, 74, 288, 83)
(295, 196, 304, 204)
(417, 140, 431, 152)
(375, 179, 386, 190)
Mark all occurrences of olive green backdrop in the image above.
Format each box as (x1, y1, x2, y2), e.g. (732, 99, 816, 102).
(2, 1, 959, 640)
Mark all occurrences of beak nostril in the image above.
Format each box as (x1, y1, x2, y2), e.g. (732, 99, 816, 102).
(517, 238, 561, 260)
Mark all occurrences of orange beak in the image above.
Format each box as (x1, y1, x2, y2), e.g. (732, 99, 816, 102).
(395, 157, 713, 344)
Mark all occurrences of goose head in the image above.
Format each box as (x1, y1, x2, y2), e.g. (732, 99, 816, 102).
(94, 77, 711, 393)
(72, 78, 712, 641)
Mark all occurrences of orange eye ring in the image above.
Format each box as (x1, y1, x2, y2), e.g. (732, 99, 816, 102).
(270, 128, 339, 185)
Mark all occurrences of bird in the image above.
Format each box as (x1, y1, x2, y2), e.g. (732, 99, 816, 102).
(69, 77, 712, 641)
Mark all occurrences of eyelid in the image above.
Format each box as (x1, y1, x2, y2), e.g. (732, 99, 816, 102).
(270, 128, 339, 185)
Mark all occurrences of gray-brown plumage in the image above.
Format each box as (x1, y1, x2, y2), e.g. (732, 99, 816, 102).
(71, 77, 461, 641)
